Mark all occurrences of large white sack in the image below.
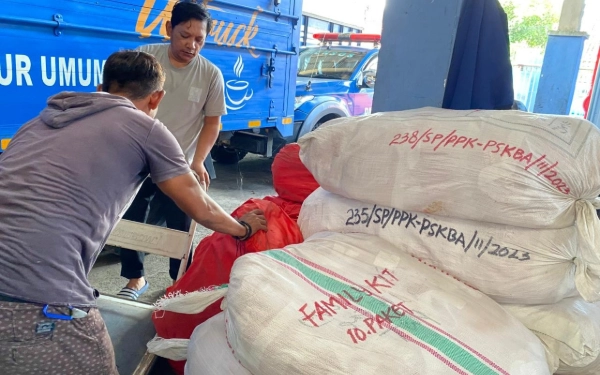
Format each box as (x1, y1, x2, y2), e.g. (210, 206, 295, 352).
(503, 298, 600, 375)
(226, 232, 551, 375)
(298, 107, 600, 229)
(185, 312, 252, 375)
(298, 188, 594, 303)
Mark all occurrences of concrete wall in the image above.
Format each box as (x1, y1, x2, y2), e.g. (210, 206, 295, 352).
(373, 0, 464, 112)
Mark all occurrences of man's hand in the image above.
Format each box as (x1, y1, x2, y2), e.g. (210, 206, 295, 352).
(191, 169, 207, 191)
(239, 209, 268, 237)
(191, 116, 221, 190)
(191, 161, 210, 190)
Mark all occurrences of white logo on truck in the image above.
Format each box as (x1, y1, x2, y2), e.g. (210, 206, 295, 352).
(225, 55, 253, 111)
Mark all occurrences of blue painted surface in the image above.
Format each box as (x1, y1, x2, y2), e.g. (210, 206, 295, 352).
(533, 34, 587, 115)
(372, 0, 463, 113)
(294, 45, 379, 126)
(0, 0, 302, 151)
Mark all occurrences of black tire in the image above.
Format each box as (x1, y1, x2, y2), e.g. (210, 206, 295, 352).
(211, 145, 247, 164)
(312, 120, 326, 131)
(312, 114, 341, 132)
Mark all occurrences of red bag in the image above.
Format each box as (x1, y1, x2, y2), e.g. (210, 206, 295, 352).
(272, 143, 319, 203)
(264, 196, 302, 221)
(152, 198, 303, 374)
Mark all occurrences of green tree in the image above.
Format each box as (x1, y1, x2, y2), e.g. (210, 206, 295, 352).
(501, 0, 558, 48)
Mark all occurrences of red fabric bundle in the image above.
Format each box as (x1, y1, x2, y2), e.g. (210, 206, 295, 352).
(271, 143, 319, 203)
(152, 198, 303, 374)
(152, 142, 319, 374)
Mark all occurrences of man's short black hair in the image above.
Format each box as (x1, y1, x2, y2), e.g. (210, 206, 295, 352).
(171, 1, 213, 34)
(102, 51, 165, 100)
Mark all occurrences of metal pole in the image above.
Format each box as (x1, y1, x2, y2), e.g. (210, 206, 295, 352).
(533, 0, 588, 114)
(557, 0, 586, 32)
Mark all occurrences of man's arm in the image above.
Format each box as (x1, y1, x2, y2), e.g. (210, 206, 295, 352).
(157, 172, 267, 236)
(190, 115, 220, 185)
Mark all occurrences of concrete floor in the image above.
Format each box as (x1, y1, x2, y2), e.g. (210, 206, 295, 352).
(89, 154, 276, 304)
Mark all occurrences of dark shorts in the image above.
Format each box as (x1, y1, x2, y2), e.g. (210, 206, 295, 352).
(0, 301, 118, 375)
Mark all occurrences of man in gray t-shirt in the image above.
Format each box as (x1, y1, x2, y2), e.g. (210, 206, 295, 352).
(0, 51, 265, 375)
(118, 1, 229, 296)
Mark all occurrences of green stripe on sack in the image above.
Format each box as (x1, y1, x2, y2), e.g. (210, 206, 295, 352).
(264, 250, 499, 375)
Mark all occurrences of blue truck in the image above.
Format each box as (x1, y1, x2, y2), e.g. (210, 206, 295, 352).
(0, 0, 381, 166)
(0, 0, 302, 166)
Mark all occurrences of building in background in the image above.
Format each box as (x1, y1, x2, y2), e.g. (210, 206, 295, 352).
(299, 13, 363, 46)
(299, 0, 385, 45)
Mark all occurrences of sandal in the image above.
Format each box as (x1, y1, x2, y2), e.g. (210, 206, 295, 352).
(117, 281, 149, 301)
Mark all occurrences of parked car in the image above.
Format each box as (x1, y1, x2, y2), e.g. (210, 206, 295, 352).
(293, 33, 381, 141)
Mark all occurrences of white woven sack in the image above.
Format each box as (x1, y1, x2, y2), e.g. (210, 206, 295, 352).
(503, 298, 600, 375)
(299, 108, 600, 229)
(185, 312, 252, 375)
(298, 188, 596, 303)
(226, 232, 551, 375)
(298, 109, 600, 296)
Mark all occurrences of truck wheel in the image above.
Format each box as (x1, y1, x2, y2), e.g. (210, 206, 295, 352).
(312, 114, 340, 131)
(211, 145, 247, 164)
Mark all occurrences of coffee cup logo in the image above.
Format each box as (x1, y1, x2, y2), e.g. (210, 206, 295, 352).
(226, 55, 253, 111)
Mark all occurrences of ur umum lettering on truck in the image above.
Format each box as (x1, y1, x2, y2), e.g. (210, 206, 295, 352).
(0, 0, 263, 90)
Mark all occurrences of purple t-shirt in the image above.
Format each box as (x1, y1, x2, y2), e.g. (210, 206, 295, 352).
(0, 92, 191, 306)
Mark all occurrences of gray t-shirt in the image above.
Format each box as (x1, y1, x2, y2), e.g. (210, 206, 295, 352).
(138, 44, 227, 163)
(0, 92, 191, 306)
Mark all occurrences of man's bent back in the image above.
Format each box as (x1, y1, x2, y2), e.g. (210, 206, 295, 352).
(0, 51, 187, 375)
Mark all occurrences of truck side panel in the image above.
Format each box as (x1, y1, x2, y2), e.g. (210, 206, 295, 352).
(0, 0, 301, 151)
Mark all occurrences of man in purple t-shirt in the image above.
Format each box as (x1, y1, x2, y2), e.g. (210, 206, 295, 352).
(0, 51, 266, 375)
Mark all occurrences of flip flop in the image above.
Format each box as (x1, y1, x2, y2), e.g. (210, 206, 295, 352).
(117, 281, 149, 301)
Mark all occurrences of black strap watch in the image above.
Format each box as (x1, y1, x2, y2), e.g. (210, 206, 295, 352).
(234, 220, 252, 241)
